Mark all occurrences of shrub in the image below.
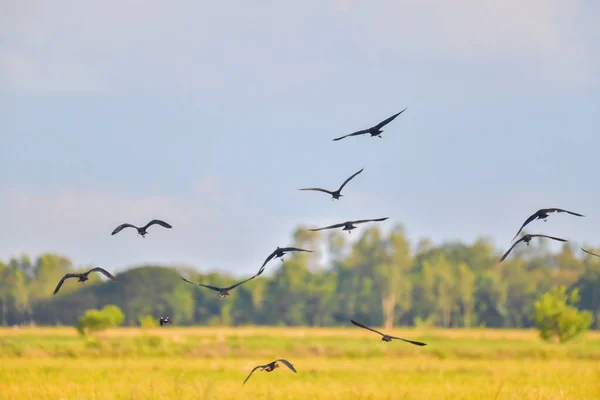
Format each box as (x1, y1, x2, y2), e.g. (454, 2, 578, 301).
(76, 305, 125, 336)
(533, 285, 593, 344)
(138, 315, 158, 328)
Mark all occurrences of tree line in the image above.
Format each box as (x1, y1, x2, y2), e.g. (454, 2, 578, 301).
(1, 224, 599, 329)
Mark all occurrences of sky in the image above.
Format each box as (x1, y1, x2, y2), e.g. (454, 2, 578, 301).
(1, 0, 599, 277)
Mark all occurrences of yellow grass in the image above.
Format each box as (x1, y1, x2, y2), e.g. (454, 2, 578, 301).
(3, 325, 599, 340)
(1, 327, 599, 399)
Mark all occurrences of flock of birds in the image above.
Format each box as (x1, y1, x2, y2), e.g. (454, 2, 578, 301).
(48, 109, 598, 386)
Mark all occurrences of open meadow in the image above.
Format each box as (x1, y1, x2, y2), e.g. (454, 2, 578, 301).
(1, 327, 599, 400)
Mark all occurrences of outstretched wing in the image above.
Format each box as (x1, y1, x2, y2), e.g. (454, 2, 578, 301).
(111, 223, 137, 235)
(308, 222, 347, 231)
(373, 107, 407, 130)
(279, 247, 314, 254)
(298, 187, 335, 195)
(529, 234, 568, 243)
(511, 211, 542, 241)
(388, 336, 427, 346)
(581, 247, 600, 258)
(337, 168, 364, 192)
(498, 236, 527, 263)
(349, 217, 389, 225)
(260, 249, 279, 269)
(350, 319, 385, 337)
(549, 208, 585, 217)
(276, 359, 297, 373)
(224, 272, 261, 291)
(242, 365, 264, 386)
(180, 276, 222, 292)
(87, 267, 117, 282)
(53, 273, 80, 295)
(144, 219, 172, 230)
(332, 129, 370, 142)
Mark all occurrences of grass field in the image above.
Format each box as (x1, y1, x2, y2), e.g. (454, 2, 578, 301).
(1, 327, 599, 399)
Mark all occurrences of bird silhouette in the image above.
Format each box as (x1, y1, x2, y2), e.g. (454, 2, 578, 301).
(350, 319, 426, 346)
(511, 208, 584, 241)
(260, 247, 314, 270)
(499, 234, 568, 263)
(581, 247, 600, 258)
(309, 217, 389, 234)
(332, 108, 407, 141)
(242, 359, 297, 386)
(111, 219, 172, 238)
(159, 316, 172, 326)
(180, 271, 263, 299)
(298, 168, 364, 200)
(53, 267, 117, 295)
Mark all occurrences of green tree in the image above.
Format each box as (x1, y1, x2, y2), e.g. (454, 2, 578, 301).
(456, 262, 475, 327)
(575, 249, 600, 328)
(77, 304, 125, 336)
(138, 315, 158, 328)
(533, 285, 593, 343)
(379, 224, 412, 330)
(4, 225, 600, 329)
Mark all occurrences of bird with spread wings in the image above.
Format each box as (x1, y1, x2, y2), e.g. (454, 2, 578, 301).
(298, 168, 364, 200)
(511, 208, 584, 241)
(180, 269, 263, 299)
(332, 108, 407, 141)
(499, 234, 568, 263)
(111, 219, 172, 238)
(350, 319, 427, 346)
(53, 267, 117, 295)
(242, 359, 297, 386)
(309, 217, 388, 234)
(260, 247, 314, 270)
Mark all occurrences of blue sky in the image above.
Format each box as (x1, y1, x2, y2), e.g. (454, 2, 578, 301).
(2, 0, 599, 276)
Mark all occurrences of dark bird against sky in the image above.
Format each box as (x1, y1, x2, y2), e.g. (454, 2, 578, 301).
(111, 219, 172, 238)
(260, 246, 314, 270)
(298, 168, 364, 200)
(581, 247, 600, 258)
(332, 108, 407, 141)
(53, 267, 117, 295)
(309, 217, 389, 234)
(350, 319, 427, 346)
(180, 271, 263, 299)
(511, 208, 584, 241)
(499, 234, 568, 263)
(242, 359, 297, 386)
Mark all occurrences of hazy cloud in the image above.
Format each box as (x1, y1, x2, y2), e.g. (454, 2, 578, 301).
(1, 0, 597, 93)
(0, 181, 315, 276)
(0, 50, 110, 93)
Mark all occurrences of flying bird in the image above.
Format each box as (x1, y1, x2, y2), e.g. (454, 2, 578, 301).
(350, 319, 427, 346)
(332, 108, 407, 141)
(581, 247, 600, 258)
(111, 219, 172, 238)
(53, 267, 117, 295)
(159, 316, 172, 326)
(260, 246, 314, 270)
(298, 168, 364, 200)
(309, 217, 389, 234)
(511, 208, 584, 241)
(242, 359, 297, 386)
(499, 234, 568, 263)
(180, 271, 262, 299)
